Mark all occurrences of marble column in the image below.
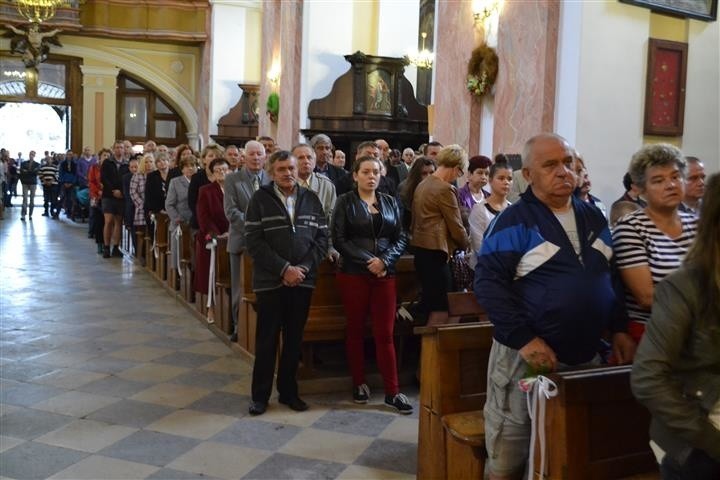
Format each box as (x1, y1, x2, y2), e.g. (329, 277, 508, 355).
(432, 1, 483, 155)
(259, 0, 304, 147)
(492, 0, 560, 155)
(79, 65, 120, 151)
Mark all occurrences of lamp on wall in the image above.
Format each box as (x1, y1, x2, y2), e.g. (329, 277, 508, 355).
(15, 0, 67, 24)
(407, 32, 434, 70)
(472, 0, 502, 25)
(267, 61, 281, 86)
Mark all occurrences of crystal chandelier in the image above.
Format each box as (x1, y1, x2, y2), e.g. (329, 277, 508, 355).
(408, 32, 434, 70)
(16, 0, 67, 23)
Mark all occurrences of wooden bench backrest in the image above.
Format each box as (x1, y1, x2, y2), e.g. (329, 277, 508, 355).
(538, 366, 655, 480)
(417, 323, 494, 415)
(180, 222, 193, 262)
(214, 237, 230, 286)
(155, 212, 169, 246)
(447, 291, 488, 323)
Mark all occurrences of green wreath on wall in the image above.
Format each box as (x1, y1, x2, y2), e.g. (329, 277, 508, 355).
(266, 92, 279, 123)
(466, 44, 499, 98)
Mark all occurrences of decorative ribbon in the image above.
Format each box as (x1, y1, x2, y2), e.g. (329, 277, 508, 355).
(206, 237, 217, 309)
(172, 224, 182, 277)
(150, 213, 159, 259)
(523, 375, 558, 480)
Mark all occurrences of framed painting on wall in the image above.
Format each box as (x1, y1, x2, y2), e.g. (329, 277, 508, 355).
(643, 38, 688, 137)
(619, 0, 718, 21)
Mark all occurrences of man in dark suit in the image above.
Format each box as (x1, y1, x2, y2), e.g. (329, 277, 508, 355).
(310, 134, 347, 187)
(223, 140, 269, 341)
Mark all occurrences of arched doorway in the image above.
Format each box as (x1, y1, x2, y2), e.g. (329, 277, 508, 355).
(0, 54, 82, 152)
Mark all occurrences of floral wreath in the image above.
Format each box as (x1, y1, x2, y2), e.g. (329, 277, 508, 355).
(266, 92, 279, 123)
(466, 44, 499, 98)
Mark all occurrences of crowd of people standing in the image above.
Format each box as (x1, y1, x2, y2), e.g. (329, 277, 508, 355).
(3, 131, 715, 478)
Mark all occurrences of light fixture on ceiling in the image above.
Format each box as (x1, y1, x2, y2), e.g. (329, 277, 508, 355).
(15, 0, 67, 24)
(408, 32, 434, 70)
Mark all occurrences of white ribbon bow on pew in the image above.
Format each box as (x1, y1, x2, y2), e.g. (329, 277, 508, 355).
(150, 213, 159, 259)
(172, 225, 182, 277)
(524, 375, 558, 480)
(206, 237, 217, 310)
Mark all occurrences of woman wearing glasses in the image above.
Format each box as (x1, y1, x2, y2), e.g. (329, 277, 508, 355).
(410, 145, 469, 326)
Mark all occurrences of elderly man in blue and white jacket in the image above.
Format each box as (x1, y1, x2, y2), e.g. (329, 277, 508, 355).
(474, 133, 636, 480)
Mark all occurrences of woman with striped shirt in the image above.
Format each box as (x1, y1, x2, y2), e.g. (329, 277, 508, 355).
(612, 144, 698, 343)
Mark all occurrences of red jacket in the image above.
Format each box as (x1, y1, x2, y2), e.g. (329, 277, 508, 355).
(88, 163, 102, 200)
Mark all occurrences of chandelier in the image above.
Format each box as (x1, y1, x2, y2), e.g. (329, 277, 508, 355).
(408, 32, 434, 70)
(16, 0, 67, 23)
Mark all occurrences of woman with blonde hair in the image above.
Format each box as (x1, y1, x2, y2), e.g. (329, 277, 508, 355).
(631, 172, 720, 478)
(410, 145, 470, 325)
(129, 153, 155, 263)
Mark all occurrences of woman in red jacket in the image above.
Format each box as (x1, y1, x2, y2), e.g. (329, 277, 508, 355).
(195, 157, 230, 324)
(88, 148, 111, 254)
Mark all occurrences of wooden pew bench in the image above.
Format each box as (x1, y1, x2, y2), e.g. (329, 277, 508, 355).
(153, 212, 169, 282)
(415, 322, 494, 479)
(534, 365, 656, 479)
(213, 237, 232, 335)
(179, 222, 195, 304)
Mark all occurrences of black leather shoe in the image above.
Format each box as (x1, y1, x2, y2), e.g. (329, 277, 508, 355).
(229, 332, 238, 342)
(248, 401, 267, 415)
(279, 397, 309, 412)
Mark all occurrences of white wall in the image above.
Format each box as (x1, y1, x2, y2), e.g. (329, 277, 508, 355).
(573, 2, 650, 206)
(377, 0, 420, 94)
(209, 1, 261, 137)
(555, 1, 582, 147)
(683, 20, 720, 174)
(299, 1, 355, 138)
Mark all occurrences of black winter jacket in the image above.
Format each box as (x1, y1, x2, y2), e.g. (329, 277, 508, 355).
(245, 183, 329, 292)
(332, 190, 408, 275)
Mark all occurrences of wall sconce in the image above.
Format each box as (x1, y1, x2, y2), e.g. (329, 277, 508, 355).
(267, 62, 281, 86)
(472, 0, 502, 25)
(407, 32, 434, 70)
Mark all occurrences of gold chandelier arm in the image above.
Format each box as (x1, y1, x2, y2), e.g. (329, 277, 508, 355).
(16, 0, 66, 23)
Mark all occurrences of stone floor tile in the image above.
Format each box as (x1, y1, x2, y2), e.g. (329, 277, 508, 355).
(311, 409, 396, 437)
(279, 428, 374, 464)
(0, 441, 89, 480)
(28, 349, 101, 368)
(336, 464, 416, 479)
(242, 452, 346, 480)
(35, 419, 137, 453)
(186, 391, 250, 418)
(145, 409, 238, 440)
(97, 330, 160, 345)
(76, 375, 151, 398)
(130, 383, 210, 408)
(31, 390, 119, 417)
(0, 435, 25, 454)
(0, 361, 59, 382)
(180, 341, 230, 356)
(109, 345, 176, 362)
(170, 369, 238, 390)
(0, 382, 66, 407)
(168, 442, 271, 480)
(378, 417, 419, 444)
(146, 467, 223, 480)
(99, 430, 201, 467)
(153, 351, 218, 369)
(199, 356, 254, 375)
(352, 439, 417, 475)
(211, 418, 300, 451)
(75, 356, 142, 374)
(48, 454, 159, 479)
(86, 399, 176, 429)
(116, 363, 189, 383)
(0, 407, 74, 440)
(30, 368, 108, 390)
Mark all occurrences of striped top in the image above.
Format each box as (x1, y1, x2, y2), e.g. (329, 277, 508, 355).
(612, 209, 697, 323)
(38, 164, 58, 185)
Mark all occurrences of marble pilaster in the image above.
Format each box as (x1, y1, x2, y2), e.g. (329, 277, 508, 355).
(432, 1, 484, 154)
(79, 65, 120, 151)
(259, 0, 281, 143)
(493, 0, 560, 155)
(277, 0, 303, 149)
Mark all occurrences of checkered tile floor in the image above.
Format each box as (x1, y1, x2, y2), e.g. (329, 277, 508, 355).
(0, 206, 418, 479)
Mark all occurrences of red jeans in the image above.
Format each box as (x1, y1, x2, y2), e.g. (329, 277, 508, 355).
(337, 272, 399, 395)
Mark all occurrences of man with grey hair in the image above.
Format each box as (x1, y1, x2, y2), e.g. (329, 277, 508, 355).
(475, 133, 635, 480)
(310, 133, 347, 186)
(680, 156, 705, 216)
(224, 140, 269, 342)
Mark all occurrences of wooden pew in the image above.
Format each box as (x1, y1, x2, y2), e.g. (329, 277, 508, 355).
(179, 222, 195, 303)
(144, 229, 155, 274)
(237, 254, 421, 376)
(534, 365, 656, 480)
(154, 212, 169, 282)
(167, 223, 180, 292)
(447, 291, 488, 323)
(214, 237, 232, 335)
(415, 322, 494, 480)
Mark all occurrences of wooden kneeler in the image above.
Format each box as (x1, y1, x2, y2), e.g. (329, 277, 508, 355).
(442, 411, 487, 479)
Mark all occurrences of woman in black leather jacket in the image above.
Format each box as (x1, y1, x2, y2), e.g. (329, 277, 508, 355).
(332, 155, 413, 414)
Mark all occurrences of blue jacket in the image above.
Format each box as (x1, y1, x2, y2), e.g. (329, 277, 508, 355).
(474, 187, 627, 365)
